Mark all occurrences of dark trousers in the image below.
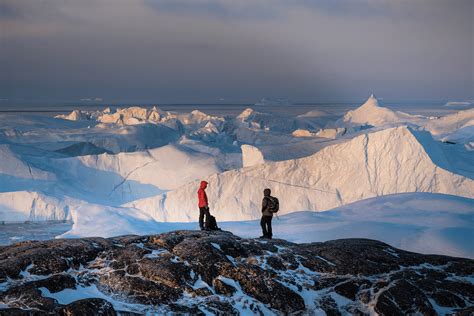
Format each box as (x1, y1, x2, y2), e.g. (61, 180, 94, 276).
(260, 215, 273, 238)
(199, 206, 210, 230)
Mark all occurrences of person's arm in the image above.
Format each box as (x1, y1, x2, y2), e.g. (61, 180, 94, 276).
(262, 197, 267, 213)
(199, 189, 208, 207)
(198, 189, 204, 206)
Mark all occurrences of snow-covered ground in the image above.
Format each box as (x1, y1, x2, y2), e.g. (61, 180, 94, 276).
(1, 96, 473, 258)
(221, 193, 474, 259)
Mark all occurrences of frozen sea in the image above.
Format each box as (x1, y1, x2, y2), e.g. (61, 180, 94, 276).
(0, 221, 73, 246)
(0, 99, 463, 117)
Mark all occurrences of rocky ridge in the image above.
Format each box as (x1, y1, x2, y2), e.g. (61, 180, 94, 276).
(0, 231, 473, 315)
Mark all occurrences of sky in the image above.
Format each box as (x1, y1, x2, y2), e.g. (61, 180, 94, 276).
(0, 0, 473, 104)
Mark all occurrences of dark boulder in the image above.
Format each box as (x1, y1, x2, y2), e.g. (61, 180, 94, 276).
(57, 298, 116, 316)
(0, 230, 472, 315)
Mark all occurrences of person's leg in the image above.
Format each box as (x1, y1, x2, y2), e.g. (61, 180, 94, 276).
(260, 216, 267, 237)
(204, 207, 211, 230)
(267, 216, 273, 239)
(199, 207, 205, 230)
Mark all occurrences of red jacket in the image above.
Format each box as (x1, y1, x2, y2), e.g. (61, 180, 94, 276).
(198, 181, 208, 208)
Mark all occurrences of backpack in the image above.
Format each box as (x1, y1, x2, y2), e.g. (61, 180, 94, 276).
(206, 215, 221, 231)
(267, 196, 279, 213)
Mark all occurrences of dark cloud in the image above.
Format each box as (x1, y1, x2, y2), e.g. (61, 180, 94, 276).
(144, 0, 281, 20)
(0, 1, 22, 18)
(0, 0, 67, 20)
(145, 0, 471, 20)
(0, 0, 472, 103)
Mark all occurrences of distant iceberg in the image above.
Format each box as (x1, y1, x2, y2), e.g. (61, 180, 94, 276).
(445, 101, 472, 107)
(254, 97, 292, 106)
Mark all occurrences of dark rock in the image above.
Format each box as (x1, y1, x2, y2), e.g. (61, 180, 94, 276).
(57, 298, 116, 315)
(313, 276, 350, 290)
(222, 264, 306, 313)
(194, 287, 213, 297)
(431, 290, 465, 308)
(454, 306, 474, 315)
(149, 231, 189, 251)
(98, 271, 181, 305)
(266, 255, 286, 270)
(318, 296, 341, 316)
(138, 254, 191, 288)
(1, 286, 57, 312)
(33, 274, 77, 293)
(278, 252, 300, 270)
(0, 308, 45, 316)
(168, 303, 205, 315)
(445, 261, 474, 276)
(0, 238, 109, 278)
(358, 289, 371, 304)
(0, 231, 472, 315)
(125, 263, 139, 275)
(334, 279, 371, 301)
(203, 300, 239, 315)
(375, 279, 435, 315)
(172, 233, 231, 284)
(213, 278, 236, 296)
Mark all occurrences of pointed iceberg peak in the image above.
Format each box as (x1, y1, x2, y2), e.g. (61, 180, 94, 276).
(360, 93, 379, 108)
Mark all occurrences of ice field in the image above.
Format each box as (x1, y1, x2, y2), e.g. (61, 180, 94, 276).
(1, 96, 473, 257)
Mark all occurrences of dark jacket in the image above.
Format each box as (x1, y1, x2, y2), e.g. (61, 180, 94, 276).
(262, 189, 274, 217)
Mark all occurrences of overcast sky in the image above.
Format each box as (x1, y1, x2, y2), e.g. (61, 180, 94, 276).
(0, 0, 472, 103)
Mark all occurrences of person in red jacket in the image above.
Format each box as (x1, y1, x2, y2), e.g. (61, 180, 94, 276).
(198, 180, 210, 230)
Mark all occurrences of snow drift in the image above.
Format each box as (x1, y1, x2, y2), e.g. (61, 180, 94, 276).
(126, 126, 474, 222)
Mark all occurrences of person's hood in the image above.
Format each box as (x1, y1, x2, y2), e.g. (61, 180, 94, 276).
(264, 188, 271, 197)
(200, 181, 208, 189)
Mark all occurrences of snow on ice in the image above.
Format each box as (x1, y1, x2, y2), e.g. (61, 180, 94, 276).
(0, 95, 473, 258)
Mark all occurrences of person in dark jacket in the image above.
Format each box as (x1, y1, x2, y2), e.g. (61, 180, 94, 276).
(198, 180, 210, 230)
(260, 188, 277, 239)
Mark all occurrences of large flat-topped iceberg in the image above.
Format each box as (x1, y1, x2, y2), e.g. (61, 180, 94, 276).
(127, 126, 474, 222)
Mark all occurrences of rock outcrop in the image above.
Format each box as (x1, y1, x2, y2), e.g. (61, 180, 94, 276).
(0, 231, 473, 315)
